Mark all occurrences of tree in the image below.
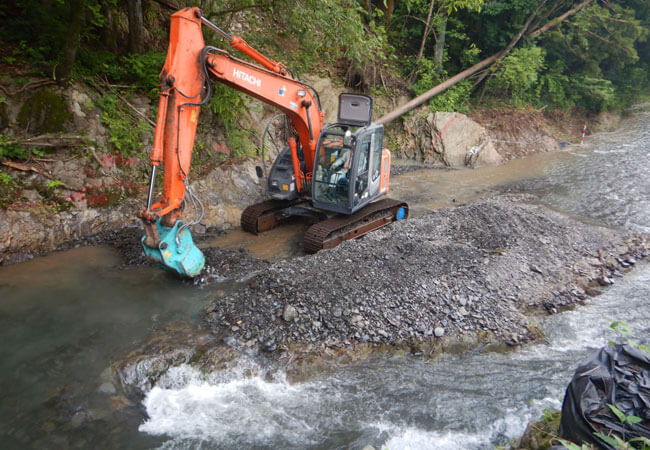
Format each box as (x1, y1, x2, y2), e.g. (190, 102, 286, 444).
(127, 0, 145, 54)
(406, 0, 484, 82)
(58, 0, 86, 80)
(377, 0, 649, 121)
(536, 1, 649, 109)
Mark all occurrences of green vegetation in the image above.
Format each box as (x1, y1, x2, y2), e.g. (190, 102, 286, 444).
(47, 180, 65, 190)
(96, 92, 149, 157)
(608, 320, 650, 353)
(1, 1, 648, 123)
(0, 0, 648, 171)
(390, 0, 650, 111)
(208, 84, 256, 158)
(0, 169, 18, 208)
(0, 134, 28, 159)
(486, 47, 546, 107)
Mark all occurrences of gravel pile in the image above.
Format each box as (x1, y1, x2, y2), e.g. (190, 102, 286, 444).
(203, 195, 649, 351)
(195, 246, 271, 284)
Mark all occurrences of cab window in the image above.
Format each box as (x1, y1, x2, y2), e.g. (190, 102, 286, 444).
(354, 136, 371, 200)
(314, 132, 351, 206)
(371, 132, 382, 181)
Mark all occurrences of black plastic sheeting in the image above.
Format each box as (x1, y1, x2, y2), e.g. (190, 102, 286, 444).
(560, 344, 650, 448)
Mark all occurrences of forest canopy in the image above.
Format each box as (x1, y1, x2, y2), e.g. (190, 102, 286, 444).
(0, 0, 648, 113)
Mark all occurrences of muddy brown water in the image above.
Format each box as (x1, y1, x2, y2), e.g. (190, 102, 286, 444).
(1, 109, 649, 448)
(207, 152, 577, 262)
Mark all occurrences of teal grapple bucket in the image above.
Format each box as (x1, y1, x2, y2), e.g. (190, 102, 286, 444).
(142, 219, 205, 278)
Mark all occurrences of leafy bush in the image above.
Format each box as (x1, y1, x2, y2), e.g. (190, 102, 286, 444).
(0, 170, 18, 208)
(208, 84, 256, 157)
(76, 49, 165, 95)
(96, 93, 149, 156)
(487, 46, 546, 106)
(119, 51, 166, 93)
(536, 60, 572, 109)
(0, 135, 28, 159)
(410, 58, 472, 112)
(571, 76, 617, 112)
(428, 80, 473, 113)
(410, 57, 439, 97)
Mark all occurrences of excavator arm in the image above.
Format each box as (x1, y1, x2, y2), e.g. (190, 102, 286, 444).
(139, 7, 323, 277)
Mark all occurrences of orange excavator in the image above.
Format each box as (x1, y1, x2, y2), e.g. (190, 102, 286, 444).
(139, 7, 408, 277)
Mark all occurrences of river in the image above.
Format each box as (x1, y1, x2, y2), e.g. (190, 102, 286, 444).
(0, 108, 648, 448)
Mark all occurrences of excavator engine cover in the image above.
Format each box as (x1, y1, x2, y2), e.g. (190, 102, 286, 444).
(141, 219, 205, 278)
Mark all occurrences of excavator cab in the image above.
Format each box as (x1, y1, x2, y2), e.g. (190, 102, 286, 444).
(312, 94, 391, 215)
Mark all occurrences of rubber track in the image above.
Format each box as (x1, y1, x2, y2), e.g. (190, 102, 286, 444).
(303, 198, 408, 253)
(241, 200, 287, 234)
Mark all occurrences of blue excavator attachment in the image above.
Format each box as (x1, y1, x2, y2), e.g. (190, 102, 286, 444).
(141, 219, 205, 278)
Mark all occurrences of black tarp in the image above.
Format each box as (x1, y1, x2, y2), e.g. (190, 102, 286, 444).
(559, 344, 650, 448)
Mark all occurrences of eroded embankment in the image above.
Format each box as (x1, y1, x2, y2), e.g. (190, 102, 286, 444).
(114, 195, 649, 394)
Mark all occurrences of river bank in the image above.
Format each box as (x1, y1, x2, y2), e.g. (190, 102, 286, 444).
(0, 72, 603, 265)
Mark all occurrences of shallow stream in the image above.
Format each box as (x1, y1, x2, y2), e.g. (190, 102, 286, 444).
(1, 108, 649, 448)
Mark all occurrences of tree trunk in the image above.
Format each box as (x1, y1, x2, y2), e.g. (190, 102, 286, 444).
(57, 0, 86, 80)
(363, 0, 372, 18)
(127, 0, 145, 54)
(102, 2, 118, 53)
(376, 51, 505, 125)
(408, 0, 435, 83)
(386, 0, 395, 26)
(433, 13, 447, 72)
(417, 0, 435, 62)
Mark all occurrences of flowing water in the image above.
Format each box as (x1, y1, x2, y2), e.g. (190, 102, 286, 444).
(1, 108, 649, 449)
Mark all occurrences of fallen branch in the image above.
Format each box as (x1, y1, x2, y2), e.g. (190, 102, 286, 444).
(87, 146, 107, 175)
(0, 79, 57, 97)
(1, 159, 50, 178)
(34, 156, 77, 163)
(528, 0, 594, 38)
(115, 92, 156, 128)
(376, 51, 504, 125)
(4, 134, 87, 147)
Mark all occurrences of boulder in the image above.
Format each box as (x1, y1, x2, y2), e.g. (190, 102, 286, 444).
(398, 108, 500, 168)
(466, 140, 504, 168)
(432, 112, 484, 166)
(194, 158, 265, 230)
(17, 87, 72, 134)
